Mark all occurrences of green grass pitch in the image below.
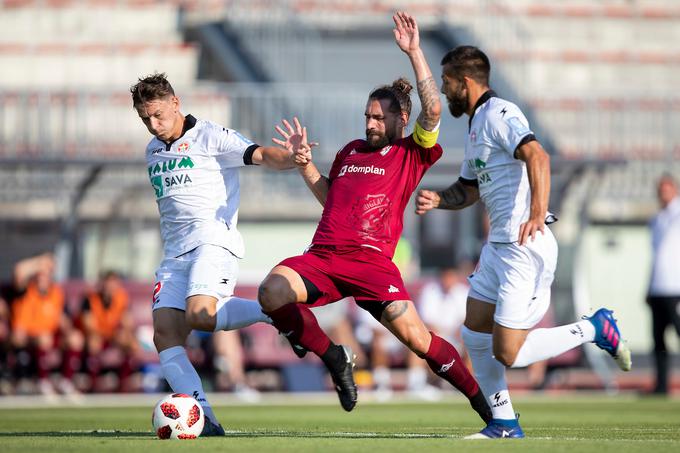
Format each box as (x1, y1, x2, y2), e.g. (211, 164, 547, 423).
(1, 395, 678, 452)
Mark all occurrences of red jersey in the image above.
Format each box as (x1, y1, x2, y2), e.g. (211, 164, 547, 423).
(312, 135, 442, 258)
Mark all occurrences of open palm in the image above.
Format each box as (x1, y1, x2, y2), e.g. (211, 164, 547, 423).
(393, 11, 419, 53)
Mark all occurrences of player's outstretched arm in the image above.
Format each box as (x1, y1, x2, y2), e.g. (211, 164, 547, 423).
(270, 117, 329, 206)
(415, 180, 479, 215)
(516, 140, 551, 245)
(251, 117, 312, 170)
(393, 11, 441, 132)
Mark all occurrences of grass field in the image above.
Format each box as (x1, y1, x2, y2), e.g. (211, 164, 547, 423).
(1, 394, 678, 452)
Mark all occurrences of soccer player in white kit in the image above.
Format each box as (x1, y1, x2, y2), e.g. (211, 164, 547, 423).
(415, 46, 632, 439)
(131, 73, 305, 435)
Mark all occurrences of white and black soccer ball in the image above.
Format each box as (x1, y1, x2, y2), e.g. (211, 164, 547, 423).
(152, 393, 205, 439)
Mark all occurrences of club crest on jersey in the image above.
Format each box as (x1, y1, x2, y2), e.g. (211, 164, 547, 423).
(177, 142, 190, 153)
(380, 145, 392, 156)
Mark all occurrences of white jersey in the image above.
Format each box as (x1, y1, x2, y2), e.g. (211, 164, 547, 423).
(459, 92, 537, 243)
(649, 197, 680, 296)
(145, 114, 258, 259)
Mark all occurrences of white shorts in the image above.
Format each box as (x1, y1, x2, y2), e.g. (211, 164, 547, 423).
(152, 244, 238, 312)
(468, 227, 558, 329)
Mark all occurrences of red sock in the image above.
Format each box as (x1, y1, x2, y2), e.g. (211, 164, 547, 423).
(424, 332, 479, 399)
(36, 347, 49, 380)
(62, 349, 81, 380)
(266, 303, 331, 356)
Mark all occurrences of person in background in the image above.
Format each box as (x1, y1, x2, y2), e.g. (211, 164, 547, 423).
(647, 173, 680, 395)
(8, 253, 83, 398)
(81, 271, 138, 392)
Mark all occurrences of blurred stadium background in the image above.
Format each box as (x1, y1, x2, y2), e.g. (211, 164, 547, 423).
(0, 0, 678, 397)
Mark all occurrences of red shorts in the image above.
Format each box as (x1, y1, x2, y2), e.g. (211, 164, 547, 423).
(278, 245, 410, 307)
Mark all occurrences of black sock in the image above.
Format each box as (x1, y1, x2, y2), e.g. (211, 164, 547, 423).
(320, 344, 344, 374)
(469, 389, 493, 424)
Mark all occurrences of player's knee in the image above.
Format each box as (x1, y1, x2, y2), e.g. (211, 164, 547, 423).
(493, 346, 518, 367)
(258, 275, 293, 312)
(403, 331, 431, 357)
(153, 325, 184, 352)
(185, 299, 216, 331)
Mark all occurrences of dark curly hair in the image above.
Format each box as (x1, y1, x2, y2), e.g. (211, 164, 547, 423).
(130, 72, 175, 108)
(369, 77, 413, 117)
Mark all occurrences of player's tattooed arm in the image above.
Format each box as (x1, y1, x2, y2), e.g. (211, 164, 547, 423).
(437, 180, 480, 210)
(415, 179, 479, 214)
(416, 76, 441, 131)
(393, 11, 441, 131)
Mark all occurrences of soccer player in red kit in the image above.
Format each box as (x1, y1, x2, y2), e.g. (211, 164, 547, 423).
(258, 12, 491, 424)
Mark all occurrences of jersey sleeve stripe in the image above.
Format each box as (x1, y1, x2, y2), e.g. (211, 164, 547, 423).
(243, 144, 260, 165)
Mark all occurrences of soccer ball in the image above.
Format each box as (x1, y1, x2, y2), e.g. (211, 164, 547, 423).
(152, 393, 205, 439)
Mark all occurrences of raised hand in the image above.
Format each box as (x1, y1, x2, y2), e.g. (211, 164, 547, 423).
(272, 117, 317, 166)
(393, 11, 420, 55)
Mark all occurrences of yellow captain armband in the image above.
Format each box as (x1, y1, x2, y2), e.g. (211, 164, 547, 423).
(413, 120, 440, 148)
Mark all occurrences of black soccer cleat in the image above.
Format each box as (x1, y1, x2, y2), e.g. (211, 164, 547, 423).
(200, 418, 225, 437)
(328, 345, 358, 412)
(282, 333, 308, 358)
(290, 341, 308, 359)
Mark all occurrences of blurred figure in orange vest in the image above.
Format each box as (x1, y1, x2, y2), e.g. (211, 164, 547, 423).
(81, 271, 138, 392)
(9, 253, 83, 397)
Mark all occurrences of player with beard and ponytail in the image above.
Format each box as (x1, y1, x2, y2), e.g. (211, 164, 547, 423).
(416, 45, 631, 439)
(257, 12, 492, 425)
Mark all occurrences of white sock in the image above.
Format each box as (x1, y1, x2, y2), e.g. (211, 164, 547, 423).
(461, 326, 516, 420)
(214, 297, 271, 332)
(511, 320, 595, 368)
(159, 346, 218, 424)
(373, 366, 391, 390)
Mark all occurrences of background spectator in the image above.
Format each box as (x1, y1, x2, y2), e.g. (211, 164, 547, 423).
(647, 174, 680, 395)
(7, 253, 83, 398)
(80, 271, 138, 392)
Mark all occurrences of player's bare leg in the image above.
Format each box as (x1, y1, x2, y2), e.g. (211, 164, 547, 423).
(186, 294, 271, 333)
(379, 299, 491, 424)
(258, 266, 358, 411)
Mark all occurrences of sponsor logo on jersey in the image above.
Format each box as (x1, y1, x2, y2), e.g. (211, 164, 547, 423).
(151, 176, 163, 197)
(164, 173, 193, 187)
(467, 158, 491, 184)
(177, 142, 190, 153)
(338, 164, 385, 178)
(147, 156, 195, 176)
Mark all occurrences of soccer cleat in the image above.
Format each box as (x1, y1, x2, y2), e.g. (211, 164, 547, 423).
(465, 418, 525, 439)
(585, 308, 632, 371)
(328, 345, 358, 412)
(282, 333, 308, 358)
(200, 419, 226, 437)
(290, 342, 308, 359)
